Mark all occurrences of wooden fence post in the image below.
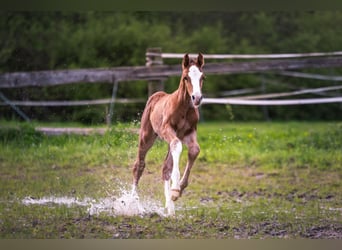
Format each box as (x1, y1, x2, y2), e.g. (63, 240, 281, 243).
(146, 48, 164, 97)
(260, 76, 270, 121)
(106, 77, 119, 126)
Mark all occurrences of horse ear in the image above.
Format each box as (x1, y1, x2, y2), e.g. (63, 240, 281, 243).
(197, 53, 204, 68)
(182, 53, 190, 69)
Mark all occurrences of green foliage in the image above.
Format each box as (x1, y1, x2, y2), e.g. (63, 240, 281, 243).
(0, 123, 43, 147)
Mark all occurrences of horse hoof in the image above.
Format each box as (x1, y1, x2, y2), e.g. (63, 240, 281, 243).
(171, 189, 180, 201)
(164, 207, 175, 217)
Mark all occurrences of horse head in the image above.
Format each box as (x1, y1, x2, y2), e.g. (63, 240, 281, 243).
(182, 53, 205, 108)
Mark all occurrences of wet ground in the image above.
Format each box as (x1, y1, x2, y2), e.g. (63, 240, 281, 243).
(20, 192, 342, 239)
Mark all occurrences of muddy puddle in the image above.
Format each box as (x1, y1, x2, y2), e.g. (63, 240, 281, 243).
(22, 190, 166, 217)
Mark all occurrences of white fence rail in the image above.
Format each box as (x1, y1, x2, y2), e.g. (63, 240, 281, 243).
(147, 51, 342, 60)
(203, 97, 342, 106)
(0, 98, 145, 107)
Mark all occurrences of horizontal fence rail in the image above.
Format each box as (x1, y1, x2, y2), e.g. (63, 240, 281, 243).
(203, 97, 342, 106)
(276, 71, 342, 81)
(146, 51, 342, 59)
(3, 97, 341, 107)
(0, 98, 146, 107)
(1, 56, 342, 88)
(229, 85, 342, 100)
(3, 85, 341, 107)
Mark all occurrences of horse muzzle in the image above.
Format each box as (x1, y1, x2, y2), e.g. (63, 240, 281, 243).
(191, 94, 203, 107)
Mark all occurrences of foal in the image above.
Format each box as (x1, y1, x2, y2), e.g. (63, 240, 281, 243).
(132, 53, 205, 215)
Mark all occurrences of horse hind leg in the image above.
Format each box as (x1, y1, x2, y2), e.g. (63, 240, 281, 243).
(132, 127, 156, 195)
(180, 133, 200, 195)
(132, 158, 145, 196)
(162, 147, 173, 181)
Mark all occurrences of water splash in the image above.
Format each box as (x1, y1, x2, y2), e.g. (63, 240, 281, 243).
(22, 196, 94, 207)
(88, 190, 165, 217)
(21, 186, 166, 217)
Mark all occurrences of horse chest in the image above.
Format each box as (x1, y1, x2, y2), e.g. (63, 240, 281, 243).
(172, 111, 196, 135)
(175, 117, 187, 130)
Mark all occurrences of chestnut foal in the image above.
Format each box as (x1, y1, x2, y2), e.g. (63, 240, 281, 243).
(132, 53, 205, 215)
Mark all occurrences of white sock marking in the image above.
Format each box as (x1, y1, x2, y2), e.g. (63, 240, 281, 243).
(164, 180, 175, 215)
(171, 140, 182, 191)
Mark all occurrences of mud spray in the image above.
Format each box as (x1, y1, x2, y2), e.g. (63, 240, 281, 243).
(22, 183, 166, 217)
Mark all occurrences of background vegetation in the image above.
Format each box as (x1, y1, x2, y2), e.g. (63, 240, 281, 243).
(1, 11, 342, 123)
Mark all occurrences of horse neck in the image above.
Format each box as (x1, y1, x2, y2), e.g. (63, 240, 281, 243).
(174, 77, 191, 108)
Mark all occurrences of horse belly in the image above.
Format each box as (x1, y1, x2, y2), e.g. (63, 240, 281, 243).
(148, 94, 168, 134)
(150, 110, 163, 135)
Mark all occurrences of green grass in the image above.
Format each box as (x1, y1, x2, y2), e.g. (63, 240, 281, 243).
(0, 121, 341, 238)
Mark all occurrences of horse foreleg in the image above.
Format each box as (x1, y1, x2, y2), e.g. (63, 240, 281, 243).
(164, 179, 175, 216)
(169, 138, 182, 201)
(160, 127, 182, 214)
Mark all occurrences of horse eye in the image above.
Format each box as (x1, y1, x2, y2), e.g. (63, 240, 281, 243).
(183, 76, 189, 81)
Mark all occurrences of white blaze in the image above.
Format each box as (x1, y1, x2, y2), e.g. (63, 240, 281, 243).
(188, 65, 202, 96)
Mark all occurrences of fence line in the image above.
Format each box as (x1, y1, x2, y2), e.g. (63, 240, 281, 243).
(2, 56, 342, 88)
(258, 78, 341, 98)
(220, 74, 342, 100)
(4, 86, 340, 107)
(203, 97, 342, 106)
(146, 51, 342, 60)
(220, 88, 260, 96)
(230, 85, 342, 100)
(2, 49, 342, 122)
(0, 98, 145, 107)
(276, 71, 342, 81)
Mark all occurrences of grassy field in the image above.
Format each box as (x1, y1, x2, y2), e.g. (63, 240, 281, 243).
(0, 121, 341, 239)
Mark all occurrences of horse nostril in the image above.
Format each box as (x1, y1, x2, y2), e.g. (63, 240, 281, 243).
(192, 95, 195, 101)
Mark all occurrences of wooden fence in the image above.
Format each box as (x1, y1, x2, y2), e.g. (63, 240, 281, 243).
(1, 48, 342, 122)
(1, 51, 342, 89)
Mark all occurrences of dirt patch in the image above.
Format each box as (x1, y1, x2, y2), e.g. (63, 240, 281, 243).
(217, 188, 337, 203)
(36, 127, 108, 136)
(230, 222, 342, 239)
(301, 225, 342, 239)
(35, 127, 139, 136)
